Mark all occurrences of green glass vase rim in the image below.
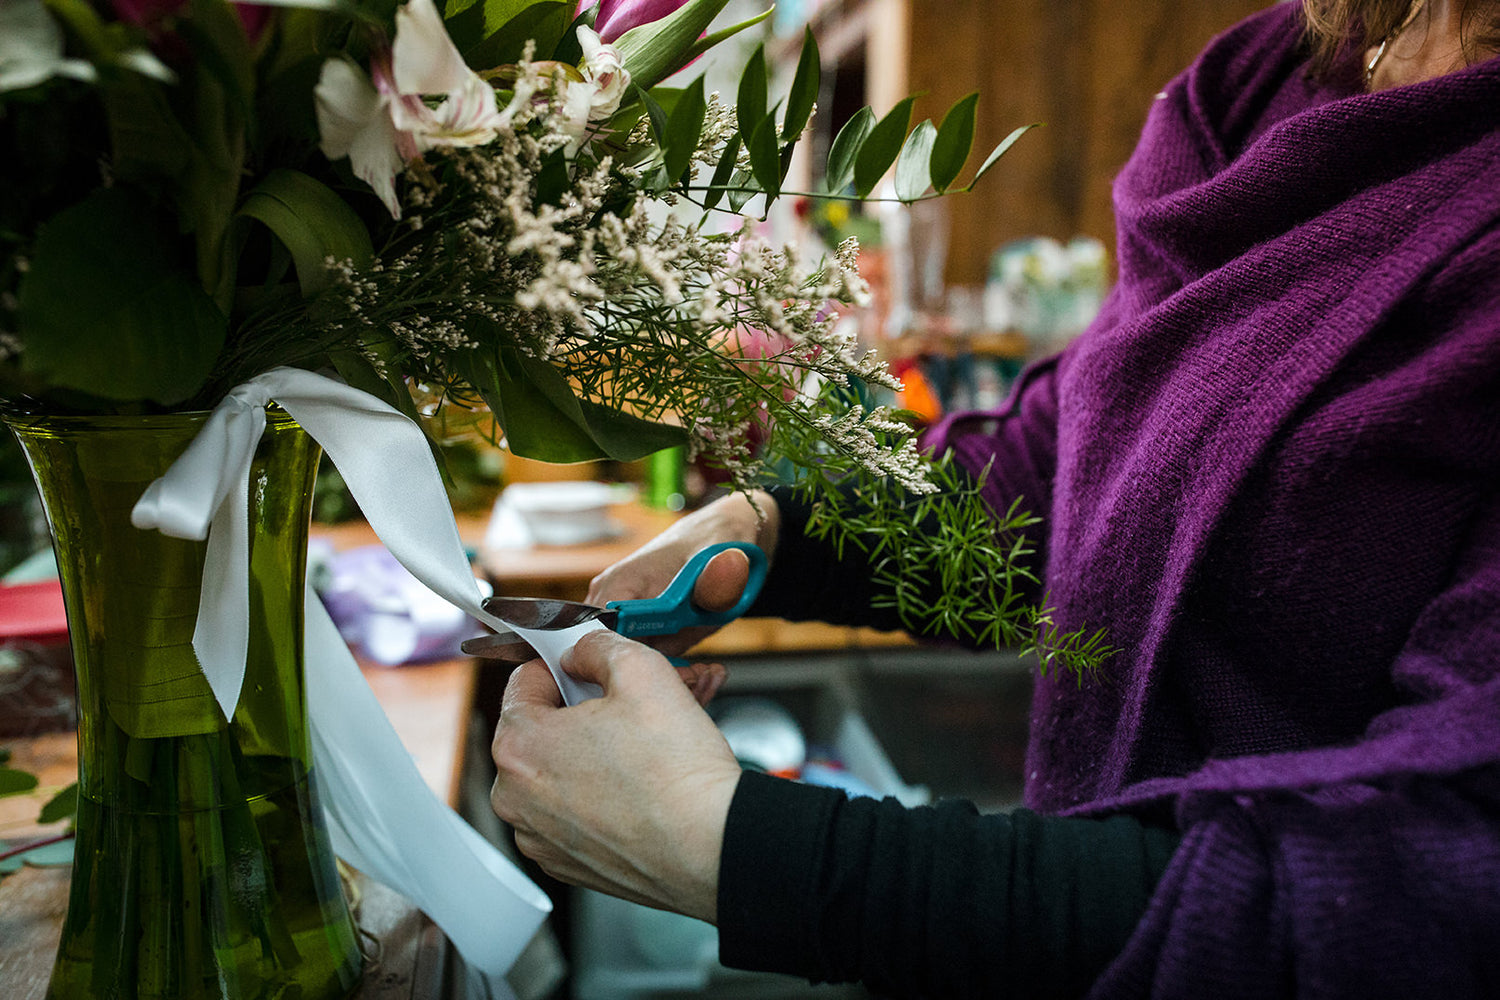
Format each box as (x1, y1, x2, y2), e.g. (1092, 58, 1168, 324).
(2, 404, 299, 434)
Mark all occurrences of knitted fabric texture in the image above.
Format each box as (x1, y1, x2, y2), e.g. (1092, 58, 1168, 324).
(927, 5, 1500, 997)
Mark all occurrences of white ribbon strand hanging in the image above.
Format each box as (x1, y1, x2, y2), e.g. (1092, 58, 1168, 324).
(130, 366, 553, 976)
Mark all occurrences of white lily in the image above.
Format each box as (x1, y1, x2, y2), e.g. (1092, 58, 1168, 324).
(315, 0, 505, 218)
(316, 56, 408, 218)
(0, 0, 97, 93)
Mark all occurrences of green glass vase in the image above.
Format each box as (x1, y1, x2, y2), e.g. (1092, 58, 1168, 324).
(5, 409, 362, 1000)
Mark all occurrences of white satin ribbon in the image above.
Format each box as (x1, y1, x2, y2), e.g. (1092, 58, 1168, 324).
(130, 366, 555, 975)
(305, 589, 551, 976)
(503, 619, 607, 704)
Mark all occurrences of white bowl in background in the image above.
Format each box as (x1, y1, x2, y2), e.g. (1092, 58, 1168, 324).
(492, 481, 636, 547)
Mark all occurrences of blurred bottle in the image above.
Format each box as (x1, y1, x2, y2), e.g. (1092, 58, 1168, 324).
(643, 445, 686, 511)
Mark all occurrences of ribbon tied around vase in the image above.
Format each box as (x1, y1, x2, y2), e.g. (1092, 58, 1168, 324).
(130, 366, 562, 978)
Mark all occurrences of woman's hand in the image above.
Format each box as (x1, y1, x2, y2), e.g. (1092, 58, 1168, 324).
(489, 630, 742, 923)
(586, 489, 781, 682)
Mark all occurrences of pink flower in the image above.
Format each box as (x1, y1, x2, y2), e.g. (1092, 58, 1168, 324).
(576, 0, 689, 43)
(110, 0, 186, 25)
(109, 0, 272, 43)
(236, 5, 272, 41)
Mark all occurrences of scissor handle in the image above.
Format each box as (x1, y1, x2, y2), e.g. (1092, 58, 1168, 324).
(606, 541, 768, 638)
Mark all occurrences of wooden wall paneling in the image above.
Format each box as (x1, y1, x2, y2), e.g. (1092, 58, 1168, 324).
(906, 0, 1276, 288)
(909, 0, 1066, 287)
(1079, 1, 1273, 253)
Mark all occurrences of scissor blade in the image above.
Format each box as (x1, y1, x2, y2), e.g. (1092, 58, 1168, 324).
(481, 596, 617, 630)
(460, 628, 539, 662)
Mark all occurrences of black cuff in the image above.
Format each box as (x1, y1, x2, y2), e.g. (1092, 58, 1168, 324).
(716, 769, 849, 982)
(715, 769, 1183, 998)
(746, 484, 911, 633)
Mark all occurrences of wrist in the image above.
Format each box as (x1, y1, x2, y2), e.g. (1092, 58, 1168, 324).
(710, 489, 780, 557)
(674, 763, 742, 924)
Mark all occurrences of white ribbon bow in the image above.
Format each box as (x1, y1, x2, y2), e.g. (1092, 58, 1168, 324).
(130, 366, 560, 976)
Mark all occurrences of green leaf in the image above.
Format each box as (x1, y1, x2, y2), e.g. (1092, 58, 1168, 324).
(17, 187, 226, 407)
(480, 348, 686, 463)
(853, 95, 917, 198)
(727, 168, 757, 213)
(0, 769, 38, 797)
(474, 349, 599, 463)
(549, 7, 591, 65)
(603, 86, 683, 160)
(575, 398, 689, 460)
(445, 0, 560, 53)
(237, 169, 374, 297)
(613, 0, 733, 92)
(701, 134, 740, 213)
(456, 1, 572, 71)
(174, 0, 256, 307)
(38, 784, 77, 826)
(736, 43, 767, 143)
(179, 0, 255, 125)
(664, 75, 707, 184)
(964, 122, 1042, 191)
(894, 119, 936, 202)
(675, 6, 773, 67)
(930, 91, 978, 193)
(326, 343, 419, 423)
(746, 111, 782, 202)
(823, 106, 873, 195)
(638, 83, 669, 149)
(782, 28, 820, 141)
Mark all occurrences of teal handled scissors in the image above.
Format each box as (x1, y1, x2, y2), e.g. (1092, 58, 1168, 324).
(461, 541, 768, 664)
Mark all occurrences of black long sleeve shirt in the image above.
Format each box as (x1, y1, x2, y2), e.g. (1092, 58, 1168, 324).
(715, 486, 1181, 998)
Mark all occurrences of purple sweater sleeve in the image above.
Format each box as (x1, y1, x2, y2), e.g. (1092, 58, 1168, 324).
(1087, 498, 1500, 998)
(925, 351, 1064, 565)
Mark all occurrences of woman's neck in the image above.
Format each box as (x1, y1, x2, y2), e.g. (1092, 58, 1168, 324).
(1367, 0, 1500, 89)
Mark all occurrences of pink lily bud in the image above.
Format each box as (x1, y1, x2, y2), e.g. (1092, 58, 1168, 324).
(576, 0, 690, 43)
(109, 0, 187, 25)
(109, 0, 272, 43)
(236, 4, 272, 41)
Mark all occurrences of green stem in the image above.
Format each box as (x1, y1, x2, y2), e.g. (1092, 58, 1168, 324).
(179, 738, 211, 999)
(0, 830, 74, 864)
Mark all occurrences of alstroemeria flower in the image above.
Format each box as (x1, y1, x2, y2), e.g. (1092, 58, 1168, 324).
(315, 0, 504, 218)
(497, 25, 629, 156)
(0, 0, 97, 92)
(576, 26, 630, 118)
(577, 0, 689, 43)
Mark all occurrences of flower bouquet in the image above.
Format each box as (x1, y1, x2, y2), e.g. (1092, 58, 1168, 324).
(0, 0, 1094, 647)
(0, 0, 1108, 996)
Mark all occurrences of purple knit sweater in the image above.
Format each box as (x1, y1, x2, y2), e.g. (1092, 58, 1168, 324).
(929, 5, 1500, 996)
